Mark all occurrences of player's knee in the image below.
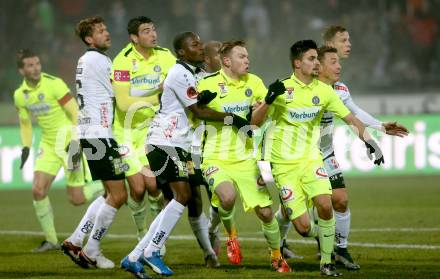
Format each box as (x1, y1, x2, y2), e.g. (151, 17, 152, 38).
(32, 186, 47, 200)
(255, 206, 273, 223)
(220, 196, 235, 211)
(317, 202, 334, 220)
(333, 198, 348, 212)
(68, 194, 85, 206)
(295, 222, 311, 237)
(130, 187, 146, 202)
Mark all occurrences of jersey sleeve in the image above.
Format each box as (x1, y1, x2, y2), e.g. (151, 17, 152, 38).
(324, 87, 350, 119)
(13, 90, 30, 120)
(112, 55, 131, 86)
(253, 76, 267, 102)
(334, 82, 351, 104)
(52, 78, 71, 100)
(169, 69, 198, 108)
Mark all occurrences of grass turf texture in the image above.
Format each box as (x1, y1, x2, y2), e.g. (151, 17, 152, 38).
(0, 175, 439, 278)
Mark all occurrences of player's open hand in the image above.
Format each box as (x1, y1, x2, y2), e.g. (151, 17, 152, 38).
(383, 122, 409, 137)
(365, 139, 384, 166)
(66, 140, 82, 170)
(197, 90, 217, 105)
(265, 79, 286, 104)
(20, 147, 30, 169)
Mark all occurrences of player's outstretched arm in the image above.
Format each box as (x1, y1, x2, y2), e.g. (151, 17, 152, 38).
(343, 113, 384, 165)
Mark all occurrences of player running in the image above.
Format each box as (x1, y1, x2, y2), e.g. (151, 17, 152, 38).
(14, 49, 103, 253)
(62, 16, 127, 269)
(253, 39, 385, 276)
(120, 31, 248, 278)
(112, 16, 176, 240)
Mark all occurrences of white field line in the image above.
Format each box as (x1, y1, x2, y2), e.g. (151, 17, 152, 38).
(0, 229, 439, 250)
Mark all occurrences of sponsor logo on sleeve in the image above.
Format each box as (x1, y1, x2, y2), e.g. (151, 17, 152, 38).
(114, 70, 130, 82)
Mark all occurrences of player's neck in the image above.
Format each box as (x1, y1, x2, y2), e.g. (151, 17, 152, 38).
(25, 78, 40, 88)
(222, 67, 241, 81)
(294, 71, 313, 85)
(318, 75, 332, 86)
(135, 45, 152, 60)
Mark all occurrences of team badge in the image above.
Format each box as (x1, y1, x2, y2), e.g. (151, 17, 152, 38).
(315, 166, 328, 178)
(280, 185, 294, 202)
(38, 93, 45, 101)
(154, 65, 161, 72)
(245, 88, 253, 97)
(312, 96, 320, 105)
(132, 59, 138, 72)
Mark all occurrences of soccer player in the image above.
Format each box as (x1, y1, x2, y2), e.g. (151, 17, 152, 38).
(13, 49, 103, 253)
(319, 26, 408, 269)
(253, 39, 385, 276)
(66, 16, 126, 269)
(197, 40, 291, 272)
(112, 16, 176, 239)
(120, 31, 249, 278)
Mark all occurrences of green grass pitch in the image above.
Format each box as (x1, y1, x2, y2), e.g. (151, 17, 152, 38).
(0, 175, 439, 278)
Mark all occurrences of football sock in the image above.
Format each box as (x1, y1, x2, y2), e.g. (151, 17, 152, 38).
(189, 213, 215, 256)
(148, 192, 163, 217)
(208, 206, 221, 235)
(275, 207, 291, 246)
(218, 205, 236, 238)
(335, 208, 350, 249)
(83, 181, 104, 202)
(318, 217, 336, 265)
(127, 194, 147, 239)
(143, 199, 185, 258)
(128, 210, 164, 262)
(33, 197, 58, 244)
(67, 196, 105, 247)
(84, 202, 117, 258)
(261, 218, 281, 252)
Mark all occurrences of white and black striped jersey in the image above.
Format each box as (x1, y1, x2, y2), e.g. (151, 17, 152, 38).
(76, 49, 114, 139)
(320, 81, 382, 158)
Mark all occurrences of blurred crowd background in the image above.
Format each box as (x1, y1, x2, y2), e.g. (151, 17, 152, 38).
(1, 0, 439, 106)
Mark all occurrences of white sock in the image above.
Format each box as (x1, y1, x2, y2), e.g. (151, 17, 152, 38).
(83, 202, 117, 257)
(189, 213, 215, 257)
(275, 207, 291, 246)
(128, 210, 165, 262)
(143, 199, 185, 258)
(208, 207, 221, 234)
(335, 209, 351, 248)
(67, 196, 105, 247)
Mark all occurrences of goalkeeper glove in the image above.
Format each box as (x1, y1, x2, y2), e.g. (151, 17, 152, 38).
(365, 139, 384, 166)
(265, 79, 286, 104)
(20, 147, 30, 169)
(197, 90, 217, 105)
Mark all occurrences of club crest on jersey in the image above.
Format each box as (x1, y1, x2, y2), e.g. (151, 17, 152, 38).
(312, 96, 320, 105)
(280, 185, 294, 202)
(153, 65, 161, 72)
(315, 166, 328, 178)
(132, 59, 138, 72)
(285, 87, 294, 102)
(38, 93, 45, 101)
(245, 88, 253, 97)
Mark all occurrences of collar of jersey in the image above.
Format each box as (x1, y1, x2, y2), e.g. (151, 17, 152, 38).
(220, 69, 248, 88)
(131, 43, 157, 62)
(291, 73, 318, 89)
(21, 75, 43, 91)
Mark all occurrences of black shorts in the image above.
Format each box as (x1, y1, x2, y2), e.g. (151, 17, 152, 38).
(146, 145, 193, 186)
(80, 138, 126, 181)
(188, 153, 207, 188)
